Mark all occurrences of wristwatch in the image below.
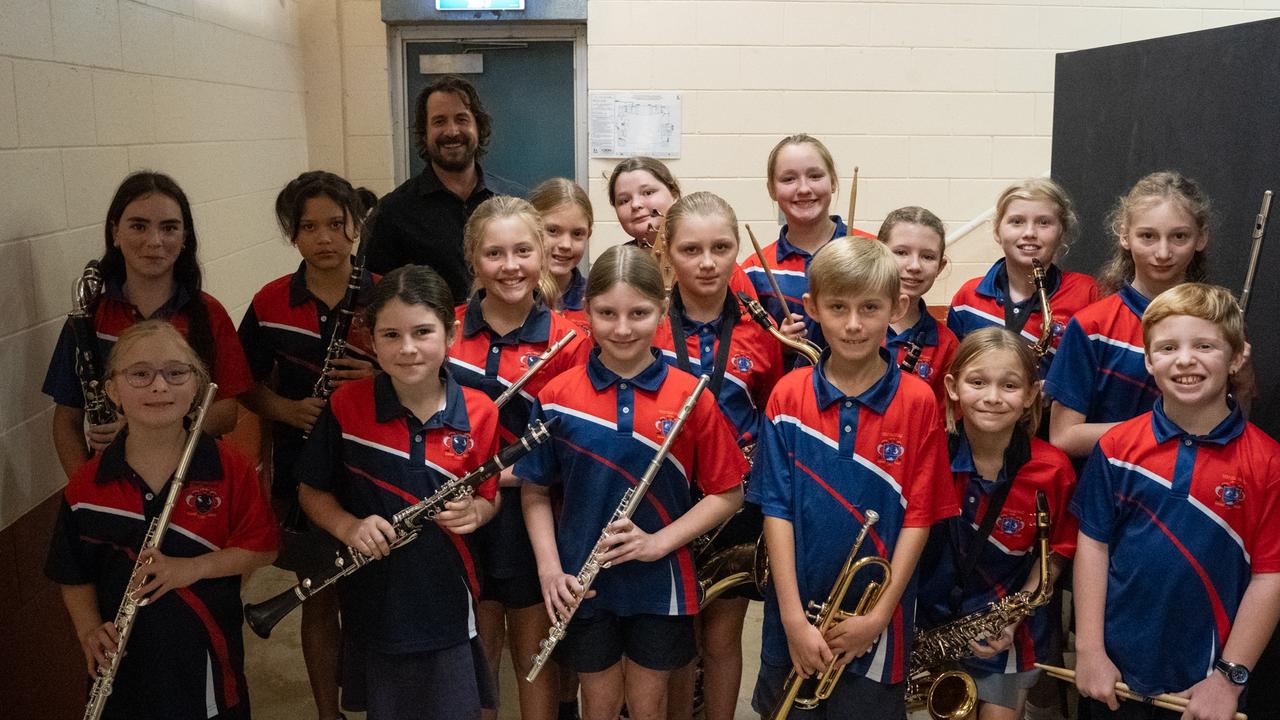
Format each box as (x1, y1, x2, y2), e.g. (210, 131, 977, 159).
(1214, 658, 1250, 686)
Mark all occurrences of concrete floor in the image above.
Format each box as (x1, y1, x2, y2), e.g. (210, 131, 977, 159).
(242, 566, 763, 719)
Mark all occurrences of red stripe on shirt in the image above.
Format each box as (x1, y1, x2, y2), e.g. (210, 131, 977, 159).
(1118, 492, 1232, 643)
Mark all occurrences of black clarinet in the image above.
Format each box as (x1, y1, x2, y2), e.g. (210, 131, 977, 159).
(309, 249, 367, 408)
(898, 333, 925, 374)
(244, 418, 558, 638)
(70, 260, 116, 426)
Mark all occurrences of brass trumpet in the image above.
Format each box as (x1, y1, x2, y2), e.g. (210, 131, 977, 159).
(768, 511, 892, 720)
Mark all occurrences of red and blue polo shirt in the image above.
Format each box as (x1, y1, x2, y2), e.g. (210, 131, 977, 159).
(1071, 401, 1280, 696)
(746, 349, 959, 684)
(238, 261, 378, 497)
(448, 293, 590, 579)
(740, 216, 876, 353)
(653, 290, 784, 447)
(45, 432, 278, 720)
(297, 372, 501, 653)
(514, 349, 747, 617)
(558, 267, 591, 335)
(44, 280, 253, 409)
(1044, 284, 1159, 423)
(886, 299, 959, 407)
(916, 431, 1077, 675)
(946, 260, 1100, 378)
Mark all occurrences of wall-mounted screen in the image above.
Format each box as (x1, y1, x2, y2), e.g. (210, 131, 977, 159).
(436, 0, 525, 9)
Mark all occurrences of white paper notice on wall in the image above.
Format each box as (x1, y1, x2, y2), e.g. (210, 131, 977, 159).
(589, 92, 681, 159)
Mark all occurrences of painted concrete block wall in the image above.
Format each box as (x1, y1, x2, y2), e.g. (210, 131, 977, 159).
(580, 0, 1280, 304)
(1, 0, 309, 531)
(326, 0, 1280, 309)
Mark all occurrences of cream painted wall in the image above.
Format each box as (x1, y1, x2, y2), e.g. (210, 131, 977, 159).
(8, 0, 1280, 530)
(0, 0, 309, 530)
(328, 0, 1280, 308)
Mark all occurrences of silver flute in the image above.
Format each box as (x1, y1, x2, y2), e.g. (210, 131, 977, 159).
(82, 383, 217, 720)
(526, 374, 710, 682)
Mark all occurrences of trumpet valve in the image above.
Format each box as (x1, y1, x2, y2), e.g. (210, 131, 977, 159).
(805, 600, 825, 623)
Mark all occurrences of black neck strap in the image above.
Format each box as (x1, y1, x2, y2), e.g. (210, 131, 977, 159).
(999, 267, 1042, 335)
(669, 289, 738, 397)
(947, 423, 1032, 615)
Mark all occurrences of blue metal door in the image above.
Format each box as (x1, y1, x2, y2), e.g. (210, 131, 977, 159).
(405, 40, 575, 193)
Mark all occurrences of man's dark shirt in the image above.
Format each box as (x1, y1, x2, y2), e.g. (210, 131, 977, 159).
(366, 161, 524, 304)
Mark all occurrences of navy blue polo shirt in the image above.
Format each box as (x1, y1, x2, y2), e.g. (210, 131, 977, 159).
(1072, 401, 1280, 695)
(45, 431, 277, 719)
(1044, 284, 1158, 423)
(238, 261, 378, 497)
(297, 372, 501, 653)
(515, 349, 746, 617)
(747, 349, 959, 684)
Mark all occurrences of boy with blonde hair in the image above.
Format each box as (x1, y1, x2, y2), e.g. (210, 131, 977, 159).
(748, 237, 959, 718)
(1073, 283, 1280, 720)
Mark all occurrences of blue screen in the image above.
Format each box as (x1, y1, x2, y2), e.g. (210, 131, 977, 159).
(436, 0, 525, 9)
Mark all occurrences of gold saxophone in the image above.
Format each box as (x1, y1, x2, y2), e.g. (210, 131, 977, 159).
(767, 511, 892, 720)
(906, 491, 1053, 720)
(81, 383, 217, 720)
(698, 533, 769, 605)
(738, 292, 822, 366)
(1029, 259, 1054, 358)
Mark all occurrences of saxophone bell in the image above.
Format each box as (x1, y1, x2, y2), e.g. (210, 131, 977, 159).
(905, 491, 1054, 720)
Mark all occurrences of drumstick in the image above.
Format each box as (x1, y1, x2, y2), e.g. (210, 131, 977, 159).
(1035, 663, 1247, 720)
(848, 166, 860, 228)
(745, 224, 789, 323)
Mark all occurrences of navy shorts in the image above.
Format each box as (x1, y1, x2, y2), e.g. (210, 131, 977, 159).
(1079, 698, 1183, 720)
(556, 612, 696, 673)
(479, 572, 543, 609)
(342, 637, 497, 720)
(751, 660, 905, 720)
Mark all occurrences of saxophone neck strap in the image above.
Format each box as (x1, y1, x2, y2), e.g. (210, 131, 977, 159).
(668, 289, 738, 397)
(948, 423, 1032, 615)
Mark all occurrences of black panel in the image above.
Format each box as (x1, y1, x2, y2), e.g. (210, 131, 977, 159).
(1050, 17, 1280, 439)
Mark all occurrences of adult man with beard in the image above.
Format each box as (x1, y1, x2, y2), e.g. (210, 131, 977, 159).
(366, 75, 524, 301)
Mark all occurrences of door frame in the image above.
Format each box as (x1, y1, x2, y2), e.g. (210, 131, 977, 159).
(387, 24, 588, 189)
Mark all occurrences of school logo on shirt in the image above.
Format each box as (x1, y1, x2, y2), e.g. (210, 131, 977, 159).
(444, 432, 474, 456)
(997, 514, 1026, 535)
(520, 351, 542, 369)
(915, 361, 932, 380)
(1215, 478, 1246, 508)
(731, 354, 753, 373)
(876, 437, 905, 464)
(656, 416, 677, 437)
(185, 488, 222, 517)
